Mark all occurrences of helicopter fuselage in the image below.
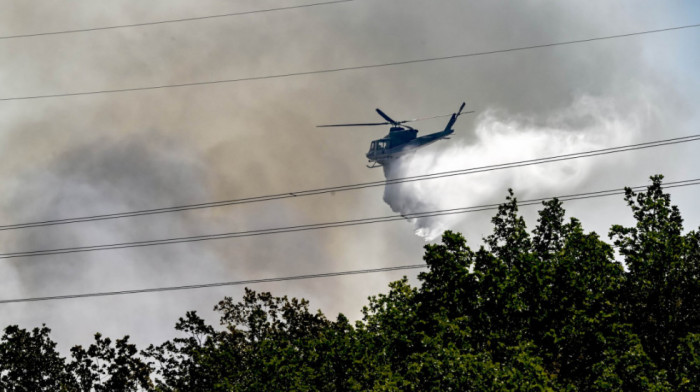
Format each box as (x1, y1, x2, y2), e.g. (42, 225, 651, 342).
(366, 126, 454, 165)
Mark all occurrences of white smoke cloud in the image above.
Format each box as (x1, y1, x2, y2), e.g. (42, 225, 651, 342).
(382, 96, 647, 240)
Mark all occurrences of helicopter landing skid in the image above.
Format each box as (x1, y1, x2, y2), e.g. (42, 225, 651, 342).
(366, 162, 383, 168)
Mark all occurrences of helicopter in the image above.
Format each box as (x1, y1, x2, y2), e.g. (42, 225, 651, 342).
(318, 102, 470, 168)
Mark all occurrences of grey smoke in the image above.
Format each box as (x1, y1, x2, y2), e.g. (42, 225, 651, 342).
(0, 0, 697, 352)
(382, 95, 652, 240)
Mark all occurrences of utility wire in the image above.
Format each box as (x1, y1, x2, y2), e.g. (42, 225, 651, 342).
(0, 0, 353, 40)
(2, 179, 698, 304)
(0, 264, 427, 304)
(2, 134, 698, 232)
(1, 23, 698, 101)
(2, 178, 699, 260)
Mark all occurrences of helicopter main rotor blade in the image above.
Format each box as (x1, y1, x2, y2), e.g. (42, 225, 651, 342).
(375, 108, 398, 125)
(318, 103, 474, 128)
(317, 122, 390, 128)
(402, 113, 454, 123)
(391, 103, 471, 124)
(399, 109, 472, 123)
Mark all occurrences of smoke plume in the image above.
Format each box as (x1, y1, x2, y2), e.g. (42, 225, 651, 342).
(382, 96, 645, 240)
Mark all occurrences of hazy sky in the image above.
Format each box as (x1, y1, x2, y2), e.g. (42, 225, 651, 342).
(0, 0, 698, 351)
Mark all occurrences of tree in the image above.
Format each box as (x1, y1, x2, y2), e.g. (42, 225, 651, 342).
(610, 175, 700, 368)
(0, 325, 73, 391)
(3, 175, 699, 390)
(70, 334, 153, 391)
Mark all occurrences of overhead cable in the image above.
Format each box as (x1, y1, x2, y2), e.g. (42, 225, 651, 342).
(0, 0, 353, 40)
(2, 178, 699, 259)
(2, 134, 699, 231)
(1, 23, 698, 101)
(0, 264, 426, 304)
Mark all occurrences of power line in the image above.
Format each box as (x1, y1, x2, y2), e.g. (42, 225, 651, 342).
(0, 0, 353, 40)
(0, 264, 427, 304)
(2, 178, 699, 260)
(3, 134, 699, 231)
(2, 179, 698, 304)
(1, 23, 698, 102)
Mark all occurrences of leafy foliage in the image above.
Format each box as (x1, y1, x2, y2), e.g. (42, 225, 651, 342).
(1, 176, 698, 390)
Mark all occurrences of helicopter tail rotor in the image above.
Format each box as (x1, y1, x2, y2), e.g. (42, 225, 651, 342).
(444, 102, 468, 132)
(457, 102, 466, 116)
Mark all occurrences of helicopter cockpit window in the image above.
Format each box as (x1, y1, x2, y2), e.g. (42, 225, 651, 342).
(377, 141, 388, 150)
